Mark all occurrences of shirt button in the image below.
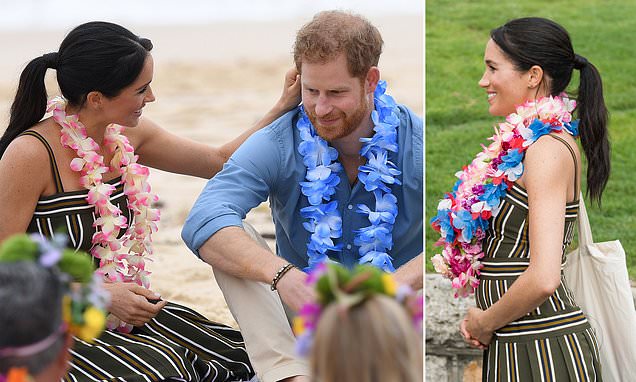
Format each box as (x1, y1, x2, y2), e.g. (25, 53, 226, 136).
(346, 244, 352, 249)
(347, 204, 353, 210)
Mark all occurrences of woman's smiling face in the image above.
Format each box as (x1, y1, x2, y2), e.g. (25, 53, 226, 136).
(478, 39, 535, 116)
(101, 54, 156, 127)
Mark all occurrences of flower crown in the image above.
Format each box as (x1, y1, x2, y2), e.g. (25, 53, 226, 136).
(292, 263, 423, 356)
(0, 234, 108, 343)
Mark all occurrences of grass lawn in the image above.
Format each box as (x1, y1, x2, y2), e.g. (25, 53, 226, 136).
(425, 0, 636, 279)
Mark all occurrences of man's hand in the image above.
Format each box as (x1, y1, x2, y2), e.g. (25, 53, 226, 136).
(393, 254, 423, 290)
(274, 267, 316, 313)
(103, 282, 168, 327)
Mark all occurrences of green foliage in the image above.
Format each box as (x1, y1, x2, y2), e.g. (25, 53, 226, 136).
(0, 234, 40, 262)
(58, 249, 96, 284)
(426, 1, 636, 279)
(315, 264, 387, 306)
(0, 233, 95, 283)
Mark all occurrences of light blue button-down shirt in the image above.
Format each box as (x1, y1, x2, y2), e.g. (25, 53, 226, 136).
(182, 105, 422, 270)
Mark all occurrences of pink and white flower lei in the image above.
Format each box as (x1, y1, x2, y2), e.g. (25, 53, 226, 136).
(430, 95, 578, 298)
(47, 97, 160, 332)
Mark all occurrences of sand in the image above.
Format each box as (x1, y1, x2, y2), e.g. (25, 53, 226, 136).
(0, 15, 422, 327)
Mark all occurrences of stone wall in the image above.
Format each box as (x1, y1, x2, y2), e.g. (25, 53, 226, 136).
(426, 274, 636, 381)
(425, 274, 483, 382)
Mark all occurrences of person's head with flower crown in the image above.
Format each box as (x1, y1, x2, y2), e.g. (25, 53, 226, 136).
(0, 234, 107, 382)
(0, 261, 72, 382)
(182, 9, 422, 381)
(293, 263, 423, 382)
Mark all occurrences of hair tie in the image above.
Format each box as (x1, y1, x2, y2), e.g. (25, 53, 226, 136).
(42, 52, 59, 69)
(0, 323, 67, 358)
(573, 54, 588, 70)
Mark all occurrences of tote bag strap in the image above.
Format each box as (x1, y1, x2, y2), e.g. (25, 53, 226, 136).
(577, 193, 594, 246)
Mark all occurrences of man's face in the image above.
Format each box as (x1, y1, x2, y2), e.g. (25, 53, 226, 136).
(301, 53, 370, 142)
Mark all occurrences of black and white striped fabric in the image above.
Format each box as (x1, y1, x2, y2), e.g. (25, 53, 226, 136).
(476, 181, 602, 382)
(21, 130, 254, 382)
(67, 303, 254, 382)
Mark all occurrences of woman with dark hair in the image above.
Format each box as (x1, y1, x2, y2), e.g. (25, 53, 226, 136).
(432, 17, 608, 380)
(0, 21, 300, 381)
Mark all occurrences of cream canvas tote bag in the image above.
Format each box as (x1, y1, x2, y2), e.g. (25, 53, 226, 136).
(564, 196, 636, 381)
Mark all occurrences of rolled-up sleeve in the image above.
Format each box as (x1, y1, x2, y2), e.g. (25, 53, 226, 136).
(181, 118, 287, 256)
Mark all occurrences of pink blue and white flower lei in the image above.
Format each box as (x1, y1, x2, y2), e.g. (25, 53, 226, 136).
(48, 97, 160, 332)
(430, 95, 579, 298)
(297, 80, 401, 272)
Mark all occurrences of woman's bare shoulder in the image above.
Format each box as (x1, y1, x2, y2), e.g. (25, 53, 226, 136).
(1, 118, 58, 176)
(520, 134, 579, 191)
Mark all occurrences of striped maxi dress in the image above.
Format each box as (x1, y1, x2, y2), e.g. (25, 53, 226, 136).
(476, 134, 602, 381)
(22, 130, 255, 382)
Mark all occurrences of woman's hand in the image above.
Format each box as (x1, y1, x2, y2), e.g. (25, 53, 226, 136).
(461, 307, 493, 348)
(275, 67, 302, 113)
(103, 282, 168, 327)
(460, 317, 487, 350)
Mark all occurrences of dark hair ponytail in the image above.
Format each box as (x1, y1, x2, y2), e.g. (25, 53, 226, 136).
(0, 56, 52, 158)
(0, 21, 152, 158)
(491, 17, 610, 204)
(575, 59, 609, 204)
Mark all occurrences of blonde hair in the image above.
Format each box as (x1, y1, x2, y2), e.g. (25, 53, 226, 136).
(311, 295, 422, 382)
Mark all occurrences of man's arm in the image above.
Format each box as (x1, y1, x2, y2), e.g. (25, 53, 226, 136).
(391, 107, 423, 291)
(181, 112, 315, 312)
(181, 115, 287, 255)
(198, 226, 315, 312)
(393, 253, 423, 290)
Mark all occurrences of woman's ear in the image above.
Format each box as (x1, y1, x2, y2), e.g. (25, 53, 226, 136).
(527, 65, 544, 89)
(85, 91, 104, 110)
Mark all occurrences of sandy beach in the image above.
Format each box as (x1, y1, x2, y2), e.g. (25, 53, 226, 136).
(0, 15, 422, 326)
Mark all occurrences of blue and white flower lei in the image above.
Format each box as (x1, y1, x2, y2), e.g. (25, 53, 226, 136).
(297, 80, 401, 272)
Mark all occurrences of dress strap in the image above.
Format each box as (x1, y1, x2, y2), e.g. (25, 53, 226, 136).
(18, 131, 64, 193)
(547, 133, 578, 200)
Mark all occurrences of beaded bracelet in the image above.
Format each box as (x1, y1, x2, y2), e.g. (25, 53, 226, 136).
(271, 263, 295, 291)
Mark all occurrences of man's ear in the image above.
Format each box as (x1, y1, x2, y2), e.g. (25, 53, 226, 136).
(365, 67, 380, 95)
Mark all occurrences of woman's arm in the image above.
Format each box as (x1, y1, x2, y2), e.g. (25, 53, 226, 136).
(0, 137, 169, 326)
(0, 136, 50, 242)
(463, 136, 576, 345)
(131, 68, 301, 178)
(0, 136, 167, 326)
